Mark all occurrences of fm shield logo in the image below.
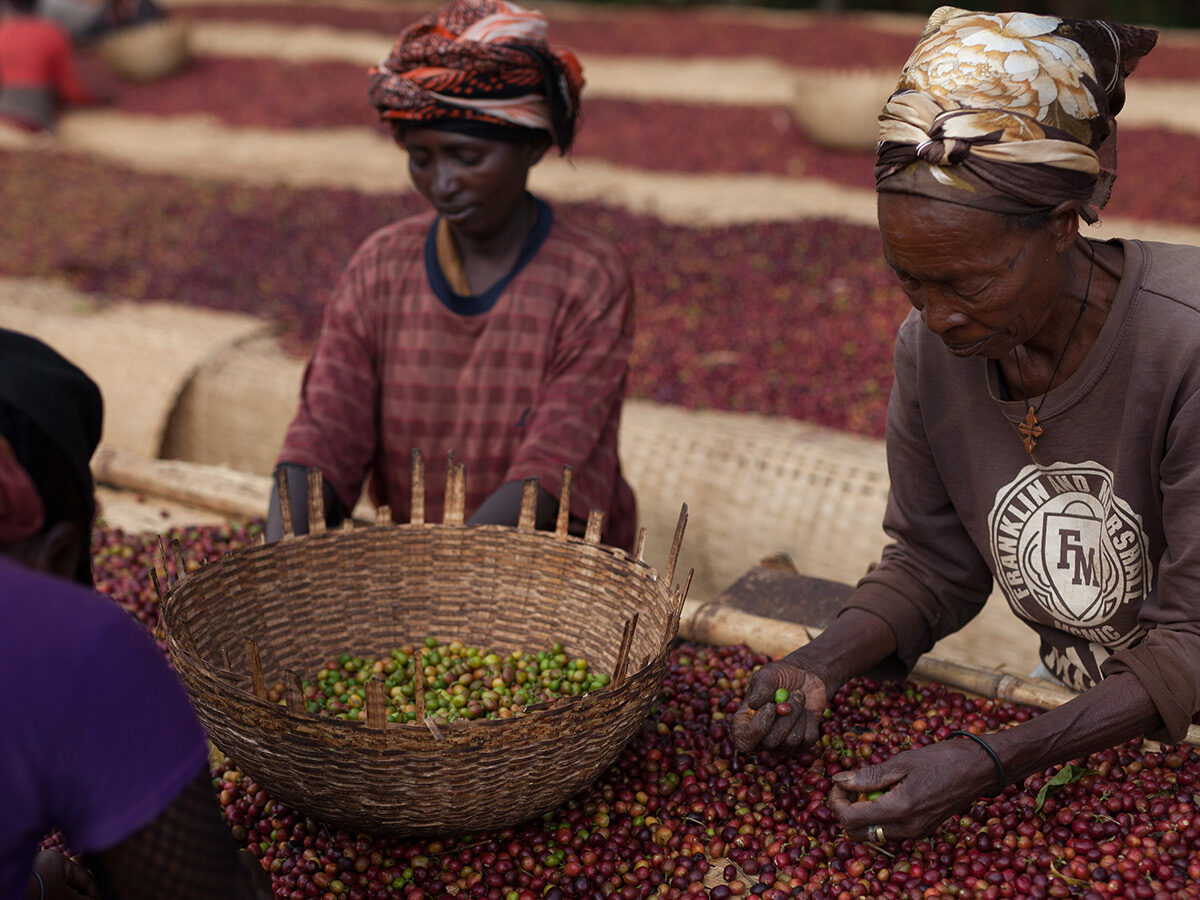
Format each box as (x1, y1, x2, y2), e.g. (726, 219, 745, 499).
(989, 462, 1149, 648)
(1041, 508, 1105, 624)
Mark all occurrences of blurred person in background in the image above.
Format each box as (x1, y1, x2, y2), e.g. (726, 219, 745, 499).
(730, 7, 1200, 844)
(0, 0, 106, 133)
(0, 328, 272, 900)
(35, 0, 165, 44)
(268, 0, 637, 551)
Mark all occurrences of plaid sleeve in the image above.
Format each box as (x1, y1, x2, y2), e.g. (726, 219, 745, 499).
(278, 247, 382, 512)
(505, 229, 635, 526)
(86, 767, 273, 900)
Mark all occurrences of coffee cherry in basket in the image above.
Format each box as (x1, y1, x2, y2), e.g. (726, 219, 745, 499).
(288, 639, 611, 725)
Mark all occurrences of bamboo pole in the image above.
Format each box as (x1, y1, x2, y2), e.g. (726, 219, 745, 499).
(93, 446, 378, 523)
(96, 448, 1200, 747)
(676, 597, 1200, 747)
(678, 597, 812, 660)
(93, 446, 269, 518)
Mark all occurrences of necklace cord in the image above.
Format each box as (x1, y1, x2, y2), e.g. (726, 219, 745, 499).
(1014, 239, 1096, 417)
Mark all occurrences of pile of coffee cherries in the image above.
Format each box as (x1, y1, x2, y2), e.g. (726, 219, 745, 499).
(91, 520, 264, 644)
(91, 523, 1200, 900)
(280, 640, 611, 724)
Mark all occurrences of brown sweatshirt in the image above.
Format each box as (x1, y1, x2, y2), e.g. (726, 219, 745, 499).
(848, 239, 1200, 741)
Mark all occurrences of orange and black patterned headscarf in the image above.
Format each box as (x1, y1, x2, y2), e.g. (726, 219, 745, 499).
(368, 0, 584, 152)
(875, 7, 1157, 222)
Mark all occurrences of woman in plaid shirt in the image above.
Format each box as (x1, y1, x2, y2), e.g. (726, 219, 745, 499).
(268, 0, 637, 551)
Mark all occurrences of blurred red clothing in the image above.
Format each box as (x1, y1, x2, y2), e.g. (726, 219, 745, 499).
(0, 15, 97, 130)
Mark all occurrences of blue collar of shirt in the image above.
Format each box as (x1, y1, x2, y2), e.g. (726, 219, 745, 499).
(424, 195, 554, 316)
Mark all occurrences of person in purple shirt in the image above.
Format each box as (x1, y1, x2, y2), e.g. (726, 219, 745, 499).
(0, 328, 271, 900)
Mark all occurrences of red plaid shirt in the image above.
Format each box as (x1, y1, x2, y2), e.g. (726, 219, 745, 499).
(279, 202, 637, 551)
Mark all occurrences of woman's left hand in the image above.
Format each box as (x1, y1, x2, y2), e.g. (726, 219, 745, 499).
(827, 738, 1001, 842)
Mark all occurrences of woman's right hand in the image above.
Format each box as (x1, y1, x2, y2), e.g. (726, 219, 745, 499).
(731, 658, 830, 754)
(30, 850, 102, 900)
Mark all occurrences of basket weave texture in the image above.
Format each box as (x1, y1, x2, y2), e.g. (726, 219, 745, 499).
(619, 402, 890, 601)
(162, 518, 685, 837)
(95, 19, 191, 82)
(790, 69, 896, 152)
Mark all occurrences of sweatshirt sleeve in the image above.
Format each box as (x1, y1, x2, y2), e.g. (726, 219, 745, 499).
(277, 247, 381, 512)
(842, 317, 996, 678)
(1102, 385, 1200, 742)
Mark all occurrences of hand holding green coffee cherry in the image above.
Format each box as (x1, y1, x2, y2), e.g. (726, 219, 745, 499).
(732, 657, 831, 753)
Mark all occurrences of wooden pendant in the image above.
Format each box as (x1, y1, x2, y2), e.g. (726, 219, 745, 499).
(1017, 406, 1044, 454)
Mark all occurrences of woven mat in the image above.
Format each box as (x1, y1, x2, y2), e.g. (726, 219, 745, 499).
(1, 284, 889, 604)
(35, 289, 1041, 671)
(161, 334, 303, 476)
(0, 277, 272, 458)
(163, 350, 895, 603)
(74, 310, 895, 603)
(619, 400, 891, 602)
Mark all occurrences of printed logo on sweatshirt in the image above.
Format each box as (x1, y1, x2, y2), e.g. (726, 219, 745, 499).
(987, 461, 1150, 690)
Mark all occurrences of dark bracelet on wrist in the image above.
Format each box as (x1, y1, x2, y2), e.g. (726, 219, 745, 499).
(948, 729, 1007, 792)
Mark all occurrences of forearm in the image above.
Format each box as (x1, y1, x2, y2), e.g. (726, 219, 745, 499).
(468, 481, 559, 529)
(985, 671, 1162, 787)
(265, 464, 347, 542)
(782, 607, 899, 696)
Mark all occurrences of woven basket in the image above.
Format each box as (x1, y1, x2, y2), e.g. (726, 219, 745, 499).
(791, 69, 896, 152)
(619, 401, 891, 601)
(161, 462, 690, 837)
(95, 19, 191, 83)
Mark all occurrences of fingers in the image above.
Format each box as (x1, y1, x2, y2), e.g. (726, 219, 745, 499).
(828, 778, 896, 844)
(731, 702, 775, 753)
(64, 858, 100, 895)
(742, 671, 776, 710)
(762, 694, 806, 748)
(31, 850, 101, 900)
(732, 663, 786, 753)
(832, 763, 905, 797)
(733, 662, 827, 755)
(730, 707, 755, 753)
(800, 698, 822, 746)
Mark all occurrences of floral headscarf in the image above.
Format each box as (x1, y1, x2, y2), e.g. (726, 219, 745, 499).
(875, 7, 1158, 222)
(368, 0, 584, 152)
